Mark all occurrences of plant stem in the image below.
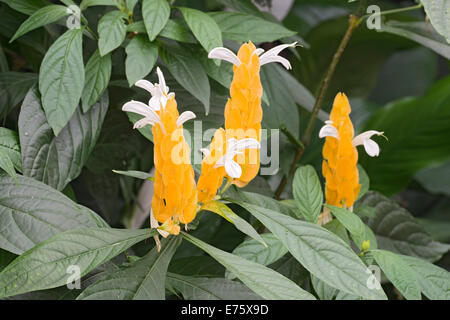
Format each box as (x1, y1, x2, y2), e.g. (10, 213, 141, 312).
(280, 125, 305, 149)
(274, 1, 366, 200)
(361, 3, 423, 20)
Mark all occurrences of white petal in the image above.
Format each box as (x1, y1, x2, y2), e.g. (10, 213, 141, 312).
(208, 47, 241, 66)
(363, 139, 380, 157)
(150, 209, 169, 238)
(319, 124, 339, 139)
(352, 130, 384, 147)
(230, 138, 260, 153)
(148, 96, 161, 111)
(200, 148, 211, 158)
(259, 42, 297, 68)
(135, 79, 156, 95)
(214, 156, 226, 168)
(156, 67, 168, 93)
(253, 48, 265, 56)
(133, 117, 154, 129)
(225, 159, 242, 178)
(159, 95, 168, 109)
(325, 120, 333, 124)
(122, 100, 153, 117)
(176, 111, 196, 127)
(261, 55, 292, 69)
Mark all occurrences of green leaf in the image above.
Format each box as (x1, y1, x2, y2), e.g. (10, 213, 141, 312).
(400, 254, 450, 300)
(179, 7, 222, 62)
(415, 161, 450, 196)
(226, 189, 301, 219)
(360, 76, 450, 195)
(311, 274, 339, 300)
(160, 45, 210, 114)
(293, 165, 323, 223)
(181, 232, 316, 300)
(125, 35, 158, 86)
(0, 0, 47, 15)
(0, 128, 21, 172)
(379, 21, 450, 60)
(98, 10, 127, 56)
(10, 5, 70, 42)
(226, 233, 287, 280)
(142, 0, 170, 41)
(0, 228, 155, 298)
(0, 149, 17, 182)
(200, 200, 266, 248)
(421, 0, 450, 43)
(19, 88, 108, 191)
(0, 72, 37, 119)
(357, 164, 369, 200)
(81, 50, 112, 113)
(80, 0, 119, 10)
(169, 256, 224, 277)
(159, 19, 196, 43)
(326, 205, 374, 250)
(77, 236, 180, 300)
(371, 250, 421, 300)
(0, 173, 108, 255)
(234, 201, 387, 300)
(209, 11, 296, 42)
(359, 191, 450, 262)
(112, 170, 153, 180)
(167, 273, 262, 300)
(260, 64, 299, 138)
(39, 28, 84, 135)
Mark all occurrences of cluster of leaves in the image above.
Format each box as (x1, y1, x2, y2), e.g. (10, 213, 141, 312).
(0, 0, 449, 300)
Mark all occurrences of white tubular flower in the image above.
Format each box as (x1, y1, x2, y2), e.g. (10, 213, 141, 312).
(352, 130, 385, 157)
(259, 42, 297, 69)
(208, 47, 241, 66)
(319, 120, 339, 139)
(122, 100, 166, 134)
(134, 67, 172, 110)
(214, 138, 260, 178)
(208, 42, 297, 70)
(176, 111, 196, 127)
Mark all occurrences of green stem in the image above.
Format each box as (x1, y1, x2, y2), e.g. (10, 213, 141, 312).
(361, 3, 423, 20)
(220, 179, 233, 195)
(280, 125, 305, 150)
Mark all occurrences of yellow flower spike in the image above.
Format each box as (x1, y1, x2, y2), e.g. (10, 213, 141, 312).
(122, 68, 198, 235)
(209, 41, 297, 187)
(319, 92, 385, 211)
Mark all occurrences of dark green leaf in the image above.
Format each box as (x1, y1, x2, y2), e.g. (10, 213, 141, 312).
(39, 28, 84, 135)
(112, 169, 153, 180)
(0, 173, 108, 255)
(371, 249, 421, 300)
(81, 50, 112, 113)
(160, 45, 210, 114)
(125, 35, 158, 86)
(201, 200, 266, 247)
(0, 128, 21, 172)
(19, 88, 108, 191)
(293, 165, 323, 223)
(0, 149, 17, 182)
(78, 237, 180, 300)
(10, 5, 70, 42)
(167, 273, 262, 300)
(0, 72, 37, 119)
(0, 228, 155, 298)
(0, 0, 47, 15)
(179, 7, 222, 61)
(360, 77, 450, 195)
(234, 201, 387, 300)
(181, 232, 316, 300)
(80, 0, 119, 10)
(98, 10, 127, 56)
(359, 191, 450, 262)
(209, 11, 296, 42)
(142, 0, 170, 41)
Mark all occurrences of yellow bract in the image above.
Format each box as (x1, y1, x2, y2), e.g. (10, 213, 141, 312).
(322, 93, 361, 208)
(152, 96, 198, 233)
(224, 41, 263, 187)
